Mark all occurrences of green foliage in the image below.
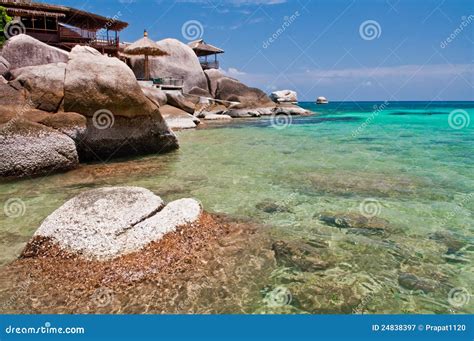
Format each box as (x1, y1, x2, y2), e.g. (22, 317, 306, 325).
(0, 6, 12, 47)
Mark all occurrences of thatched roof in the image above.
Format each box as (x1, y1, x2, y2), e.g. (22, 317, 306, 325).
(123, 31, 168, 56)
(188, 39, 224, 57)
(0, 0, 128, 31)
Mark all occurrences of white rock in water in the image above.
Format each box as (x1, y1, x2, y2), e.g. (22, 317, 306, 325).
(33, 187, 202, 260)
(270, 90, 298, 103)
(204, 113, 232, 120)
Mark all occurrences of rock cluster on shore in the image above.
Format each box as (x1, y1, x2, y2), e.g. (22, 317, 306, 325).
(0, 34, 311, 178)
(0, 35, 179, 178)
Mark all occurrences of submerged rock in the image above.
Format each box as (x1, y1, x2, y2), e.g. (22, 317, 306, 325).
(1, 34, 69, 70)
(272, 240, 330, 272)
(398, 272, 438, 293)
(429, 231, 467, 254)
(318, 212, 389, 232)
(256, 200, 292, 214)
(22, 187, 202, 260)
(0, 119, 78, 177)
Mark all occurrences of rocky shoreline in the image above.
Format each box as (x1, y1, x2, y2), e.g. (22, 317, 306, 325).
(0, 34, 311, 179)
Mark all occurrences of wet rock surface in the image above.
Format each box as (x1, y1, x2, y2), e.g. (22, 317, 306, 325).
(0, 213, 276, 314)
(272, 240, 331, 272)
(256, 199, 292, 214)
(318, 212, 390, 235)
(398, 272, 438, 293)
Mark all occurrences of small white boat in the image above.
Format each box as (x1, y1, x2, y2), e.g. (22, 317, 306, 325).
(316, 96, 329, 104)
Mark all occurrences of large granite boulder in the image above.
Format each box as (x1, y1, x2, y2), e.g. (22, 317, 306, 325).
(0, 81, 27, 107)
(10, 63, 66, 112)
(215, 77, 274, 107)
(166, 92, 195, 114)
(0, 119, 78, 177)
(38, 112, 87, 142)
(64, 46, 157, 118)
(63, 46, 178, 160)
(23, 187, 202, 260)
(0, 56, 10, 77)
(140, 85, 167, 106)
(130, 38, 209, 94)
(270, 90, 298, 103)
(204, 69, 224, 98)
(1, 34, 69, 70)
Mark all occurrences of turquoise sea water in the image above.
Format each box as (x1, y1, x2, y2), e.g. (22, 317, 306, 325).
(0, 101, 473, 313)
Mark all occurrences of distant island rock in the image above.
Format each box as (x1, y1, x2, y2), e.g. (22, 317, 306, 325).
(270, 90, 298, 103)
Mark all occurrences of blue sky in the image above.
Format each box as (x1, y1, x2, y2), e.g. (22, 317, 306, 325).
(42, 0, 473, 101)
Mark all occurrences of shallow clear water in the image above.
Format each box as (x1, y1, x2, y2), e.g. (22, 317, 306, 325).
(1, 101, 473, 313)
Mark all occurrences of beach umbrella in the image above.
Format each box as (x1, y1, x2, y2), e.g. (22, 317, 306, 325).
(124, 30, 168, 80)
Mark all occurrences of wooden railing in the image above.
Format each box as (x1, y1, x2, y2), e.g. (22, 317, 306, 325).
(200, 61, 219, 70)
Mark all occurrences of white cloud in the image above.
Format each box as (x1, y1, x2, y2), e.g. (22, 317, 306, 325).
(221, 67, 247, 76)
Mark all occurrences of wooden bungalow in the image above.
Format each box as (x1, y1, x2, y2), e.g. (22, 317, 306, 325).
(0, 0, 128, 55)
(188, 39, 224, 70)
